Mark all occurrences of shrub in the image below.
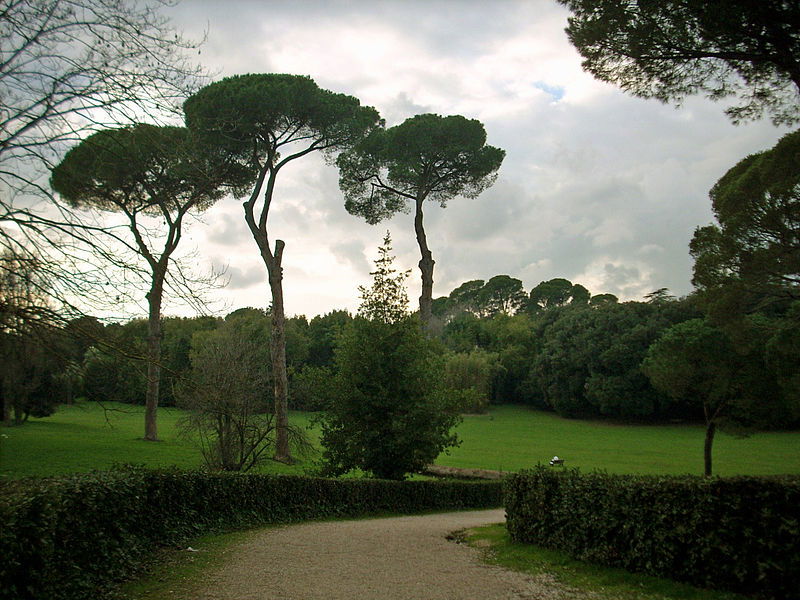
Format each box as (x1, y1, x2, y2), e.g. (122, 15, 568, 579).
(0, 467, 502, 600)
(505, 466, 800, 598)
(289, 365, 334, 410)
(443, 349, 501, 413)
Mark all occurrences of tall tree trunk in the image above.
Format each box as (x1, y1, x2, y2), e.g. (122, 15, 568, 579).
(2, 394, 10, 426)
(414, 198, 435, 331)
(143, 274, 165, 442)
(3, 344, 15, 426)
(703, 420, 716, 477)
(13, 399, 24, 425)
(268, 240, 291, 462)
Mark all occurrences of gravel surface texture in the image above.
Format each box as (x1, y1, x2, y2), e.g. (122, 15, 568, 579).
(191, 509, 591, 600)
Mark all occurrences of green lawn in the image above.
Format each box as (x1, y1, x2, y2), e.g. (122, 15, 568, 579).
(0, 401, 317, 478)
(1, 402, 798, 479)
(463, 524, 746, 600)
(439, 405, 800, 477)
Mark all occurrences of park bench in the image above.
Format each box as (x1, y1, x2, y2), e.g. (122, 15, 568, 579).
(549, 456, 565, 466)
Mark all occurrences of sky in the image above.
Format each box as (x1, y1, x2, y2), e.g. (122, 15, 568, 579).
(158, 0, 791, 319)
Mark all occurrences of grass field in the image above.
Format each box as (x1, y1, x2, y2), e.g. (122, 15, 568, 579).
(438, 406, 800, 477)
(1, 401, 799, 478)
(0, 402, 317, 478)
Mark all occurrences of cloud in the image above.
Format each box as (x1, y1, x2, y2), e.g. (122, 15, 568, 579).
(331, 239, 370, 273)
(152, 0, 792, 319)
(219, 263, 265, 291)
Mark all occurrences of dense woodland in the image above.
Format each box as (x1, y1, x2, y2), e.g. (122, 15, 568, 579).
(4, 270, 797, 433)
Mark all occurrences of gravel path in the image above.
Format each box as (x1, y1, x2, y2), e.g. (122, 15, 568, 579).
(191, 509, 590, 600)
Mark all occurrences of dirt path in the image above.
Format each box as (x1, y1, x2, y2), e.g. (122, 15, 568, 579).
(191, 509, 589, 600)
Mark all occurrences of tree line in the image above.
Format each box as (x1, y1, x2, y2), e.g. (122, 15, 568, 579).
(9, 271, 796, 431)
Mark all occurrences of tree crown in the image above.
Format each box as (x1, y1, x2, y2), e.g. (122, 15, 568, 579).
(338, 113, 505, 223)
(691, 128, 800, 318)
(51, 124, 239, 214)
(559, 0, 800, 125)
(183, 73, 382, 181)
(357, 232, 411, 325)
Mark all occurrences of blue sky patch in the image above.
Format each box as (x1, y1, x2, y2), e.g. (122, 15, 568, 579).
(533, 81, 565, 101)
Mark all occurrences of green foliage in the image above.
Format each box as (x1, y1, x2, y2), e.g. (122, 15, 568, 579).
(51, 124, 241, 214)
(184, 73, 381, 174)
(559, 0, 800, 125)
(434, 276, 528, 320)
(766, 302, 800, 409)
(528, 278, 590, 313)
(338, 113, 505, 223)
(81, 345, 146, 405)
(532, 300, 700, 419)
(319, 235, 461, 479)
(306, 310, 353, 368)
(691, 129, 800, 323)
(589, 293, 618, 307)
(505, 466, 800, 598)
(0, 467, 502, 600)
(477, 275, 528, 317)
(450, 279, 486, 308)
(644, 320, 736, 416)
(158, 316, 218, 406)
(289, 365, 334, 411)
(443, 349, 502, 413)
(2, 327, 75, 423)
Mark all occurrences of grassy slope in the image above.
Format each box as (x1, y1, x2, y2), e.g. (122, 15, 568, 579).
(2, 402, 798, 478)
(437, 405, 800, 477)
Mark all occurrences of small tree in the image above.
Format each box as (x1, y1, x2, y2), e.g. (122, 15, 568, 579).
(177, 311, 274, 471)
(338, 114, 505, 329)
(642, 318, 769, 477)
(319, 233, 461, 480)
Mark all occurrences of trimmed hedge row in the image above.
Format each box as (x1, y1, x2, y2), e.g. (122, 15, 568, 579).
(504, 466, 800, 599)
(0, 467, 503, 600)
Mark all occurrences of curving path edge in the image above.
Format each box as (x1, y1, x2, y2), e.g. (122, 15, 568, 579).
(190, 509, 585, 600)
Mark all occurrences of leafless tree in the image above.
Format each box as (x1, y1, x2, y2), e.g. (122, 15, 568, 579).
(1, 0, 206, 324)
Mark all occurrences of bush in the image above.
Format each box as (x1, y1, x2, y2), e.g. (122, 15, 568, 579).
(505, 466, 800, 599)
(320, 315, 461, 480)
(0, 467, 502, 600)
(289, 365, 334, 410)
(443, 349, 501, 413)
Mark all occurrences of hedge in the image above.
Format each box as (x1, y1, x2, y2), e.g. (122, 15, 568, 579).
(505, 466, 800, 599)
(0, 466, 503, 600)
